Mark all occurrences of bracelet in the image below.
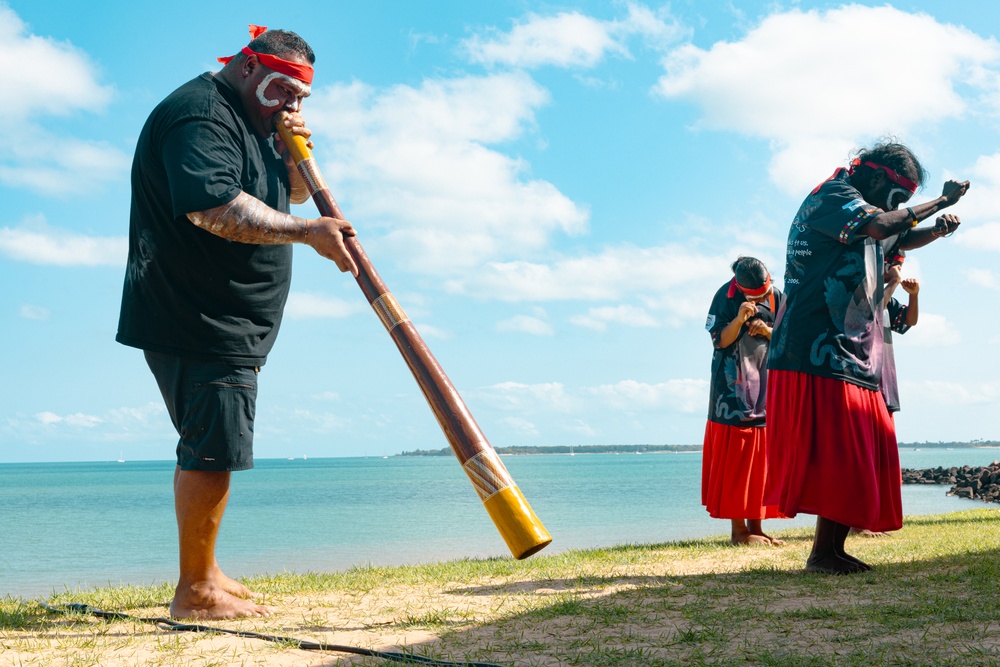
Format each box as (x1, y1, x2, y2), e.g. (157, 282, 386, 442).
(906, 207, 918, 227)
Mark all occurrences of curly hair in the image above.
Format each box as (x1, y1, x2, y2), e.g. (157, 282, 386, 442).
(731, 256, 769, 291)
(851, 139, 928, 191)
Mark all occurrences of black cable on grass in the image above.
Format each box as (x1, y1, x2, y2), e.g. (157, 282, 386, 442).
(42, 603, 505, 667)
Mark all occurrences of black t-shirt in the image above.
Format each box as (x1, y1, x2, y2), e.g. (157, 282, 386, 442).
(705, 282, 785, 427)
(116, 73, 293, 366)
(768, 169, 906, 391)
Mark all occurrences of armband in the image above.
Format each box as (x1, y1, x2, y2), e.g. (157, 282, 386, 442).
(906, 207, 918, 227)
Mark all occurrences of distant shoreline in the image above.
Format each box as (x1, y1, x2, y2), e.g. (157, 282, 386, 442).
(398, 441, 1000, 456)
(398, 444, 702, 457)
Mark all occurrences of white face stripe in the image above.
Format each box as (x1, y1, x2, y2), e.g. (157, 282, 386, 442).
(255, 72, 312, 109)
(886, 187, 911, 211)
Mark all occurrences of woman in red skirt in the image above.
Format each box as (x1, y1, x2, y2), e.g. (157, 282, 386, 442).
(702, 256, 786, 545)
(765, 141, 969, 573)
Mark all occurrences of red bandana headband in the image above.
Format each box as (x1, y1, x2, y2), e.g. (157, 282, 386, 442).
(848, 158, 918, 194)
(727, 275, 772, 299)
(217, 24, 314, 85)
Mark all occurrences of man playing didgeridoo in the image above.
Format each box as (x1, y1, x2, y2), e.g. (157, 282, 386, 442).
(765, 141, 969, 574)
(116, 26, 357, 619)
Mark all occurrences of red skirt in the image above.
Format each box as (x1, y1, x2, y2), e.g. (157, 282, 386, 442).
(702, 420, 783, 520)
(764, 370, 902, 532)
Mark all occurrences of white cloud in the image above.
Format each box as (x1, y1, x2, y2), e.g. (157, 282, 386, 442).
(284, 292, 364, 319)
(449, 243, 727, 300)
(0, 219, 126, 266)
(307, 73, 587, 274)
(465, 11, 622, 69)
(411, 322, 451, 340)
(34, 411, 102, 428)
(481, 381, 577, 413)
(446, 243, 735, 327)
(34, 411, 62, 426)
(570, 304, 659, 331)
(462, 3, 686, 71)
(943, 153, 1000, 251)
(7, 403, 168, 445)
(287, 407, 349, 432)
(0, 5, 128, 194)
(952, 152, 1000, 225)
(965, 268, 1000, 290)
(19, 305, 50, 320)
(105, 403, 164, 428)
(564, 420, 598, 438)
(496, 314, 554, 336)
(64, 413, 103, 428)
(589, 379, 707, 414)
(902, 379, 1000, 406)
(655, 5, 1000, 195)
(479, 377, 708, 432)
(0, 139, 130, 195)
(0, 6, 113, 113)
(897, 312, 961, 348)
(956, 153, 1000, 218)
(501, 416, 540, 437)
(957, 222, 1000, 251)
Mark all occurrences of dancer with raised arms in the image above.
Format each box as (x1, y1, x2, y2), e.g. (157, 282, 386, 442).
(764, 141, 969, 574)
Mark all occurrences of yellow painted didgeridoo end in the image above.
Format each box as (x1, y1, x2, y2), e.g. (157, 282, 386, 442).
(482, 486, 552, 559)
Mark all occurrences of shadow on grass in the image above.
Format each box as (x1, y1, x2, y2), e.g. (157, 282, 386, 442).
(386, 510, 1000, 667)
(7, 510, 1000, 666)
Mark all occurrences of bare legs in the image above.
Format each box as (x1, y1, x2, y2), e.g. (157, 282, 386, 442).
(730, 519, 785, 546)
(806, 516, 871, 574)
(170, 467, 272, 619)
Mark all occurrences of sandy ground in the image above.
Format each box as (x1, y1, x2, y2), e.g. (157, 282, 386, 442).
(0, 547, 796, 667)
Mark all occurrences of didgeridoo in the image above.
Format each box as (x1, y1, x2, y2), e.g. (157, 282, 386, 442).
(276, 112, 551, 559)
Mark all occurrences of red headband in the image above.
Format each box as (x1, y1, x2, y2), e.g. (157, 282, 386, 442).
(217, 24, 314, 85)
(849, 158, 918, 194)
(727, 275, 772, 299)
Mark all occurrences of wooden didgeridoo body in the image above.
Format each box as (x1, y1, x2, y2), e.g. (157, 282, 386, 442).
(276, 114, 551, 559)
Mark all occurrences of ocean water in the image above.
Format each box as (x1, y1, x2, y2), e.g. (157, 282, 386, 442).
(1, 448, 996, 600)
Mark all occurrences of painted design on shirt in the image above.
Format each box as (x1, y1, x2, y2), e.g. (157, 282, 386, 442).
(809, 246, 881, 377)
(768, 170, 888, 389)
(706, 283, 778, 426)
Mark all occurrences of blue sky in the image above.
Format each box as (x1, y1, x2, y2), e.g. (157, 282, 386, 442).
(2, 0, 999, 463)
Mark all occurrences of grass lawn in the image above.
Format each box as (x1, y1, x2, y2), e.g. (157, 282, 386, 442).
(3, 508, 1000, 666)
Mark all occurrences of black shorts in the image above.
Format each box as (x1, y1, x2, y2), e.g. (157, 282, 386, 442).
(144, 351, 258, 472)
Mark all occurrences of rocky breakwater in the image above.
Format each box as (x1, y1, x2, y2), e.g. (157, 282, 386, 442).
(902, 461, 1000, 502)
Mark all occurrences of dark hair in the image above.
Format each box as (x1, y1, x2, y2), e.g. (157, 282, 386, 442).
(852, 140, 928, 191)
(731, 256, 769, 290)
(246, 29, 315, 65)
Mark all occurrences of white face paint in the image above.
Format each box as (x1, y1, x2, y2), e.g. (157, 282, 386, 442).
(886, 187, 911, 211)
(255, 72, 311, 110)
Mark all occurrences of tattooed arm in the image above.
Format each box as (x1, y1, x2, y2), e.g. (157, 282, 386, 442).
(187, 191, 358, 275)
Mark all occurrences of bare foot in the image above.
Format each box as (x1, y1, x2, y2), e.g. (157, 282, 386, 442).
(170, 581, 273, 620)
(805, 553, 868, 575)
(849, 528, 891, 538)
(732, 531, 772, 546)
(219, 573, 263, 600)
(748, 530, 786, 546)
